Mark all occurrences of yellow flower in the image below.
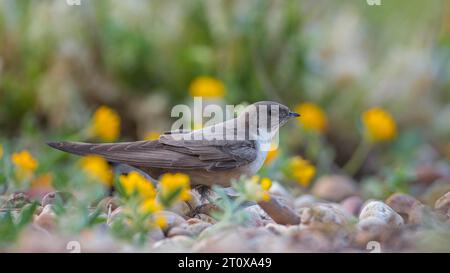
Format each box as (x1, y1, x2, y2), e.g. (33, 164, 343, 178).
(119, 171, 156, 199)
(31, 172, 53, 188)
(143, 131, 160, 141)
(0, 144, 3, 159)
(11, 150, 38, 174)
(264, 143, 279, 165)
(80, 155, 112, 186)
(295, 102, 327, 133)
(243, 176, 271, 202)
(189, 76, 225, 98)
(159, 173, 192, 203)
(154, 213, 168, 229)
(288, 156, 316, 187)
(90, 106, 121, 142)
(362, 108, 397, 142)
(139, 198, 163, 214)
(261, 191, 270, 202)
(260, 177, 272, 191)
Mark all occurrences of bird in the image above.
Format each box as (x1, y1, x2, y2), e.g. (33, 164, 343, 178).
(47, 101, 300, 191)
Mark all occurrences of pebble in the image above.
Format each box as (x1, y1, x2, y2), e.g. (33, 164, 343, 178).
(340, 196, 363, 216)
(311, 175, 357, 202)
(298, 203, 353, 229)
(434, 191, 450, 218)
(34, 204, 56, 231)
(358, 201, 404, 229)
(385, 193, 422, 223)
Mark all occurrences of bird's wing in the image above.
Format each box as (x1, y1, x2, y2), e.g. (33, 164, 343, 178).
(47, 137, 257, 172)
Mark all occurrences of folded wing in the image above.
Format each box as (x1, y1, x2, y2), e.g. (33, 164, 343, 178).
(47, 136, 257, 172)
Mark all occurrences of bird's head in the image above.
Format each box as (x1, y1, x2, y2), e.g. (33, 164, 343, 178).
(237, 101, 300, 141)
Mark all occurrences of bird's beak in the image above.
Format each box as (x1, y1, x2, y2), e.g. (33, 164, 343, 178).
(288, 111, 300, 118)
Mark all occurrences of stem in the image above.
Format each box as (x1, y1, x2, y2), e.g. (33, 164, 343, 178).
(257, 196, 300, 225)
(343, 140, 373, 176)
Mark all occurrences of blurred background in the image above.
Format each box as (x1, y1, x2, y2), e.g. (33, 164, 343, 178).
(0, 0, 449, 196)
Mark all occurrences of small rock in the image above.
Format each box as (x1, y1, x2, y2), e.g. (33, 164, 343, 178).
(193, 228, 265, 252)
(167, 227, 193, 237)
(34, 205, 56, 231)
(385, 193, 421, 223)
(269, 181, 292, 198)
(159, 211, 186, 230)
(244, 205, 265, 227)
(168, 192, 201, 216)
(298, 203, 353, 229)
(408, 203, 435, 226)
(434, 191, 450, 217)
(420, 180, 450, 206)
(311, 175, 357, 202)
(152, 235, 194, 251)
(186, 222, 212, 237)
(359, 201, 404, 228)
(294, 194, 318, 210)
(357, 217, 390, 233)
(35, 206, 44, 216)
(194, 213, 217, 224)
(148, 227, 165, 242)
(340, 196, 363, 216)
(416, 165, 444, 184)
(265, 223, 289, 235)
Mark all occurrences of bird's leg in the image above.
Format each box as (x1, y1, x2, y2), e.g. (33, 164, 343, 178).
(189, 185, 221, 217)
(194, 185, 213, 202)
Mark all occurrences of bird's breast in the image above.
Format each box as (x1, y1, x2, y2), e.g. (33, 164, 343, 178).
(240, 141, 268, 175)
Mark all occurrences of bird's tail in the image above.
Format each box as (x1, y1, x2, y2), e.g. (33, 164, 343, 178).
(47, 141, 99, 157)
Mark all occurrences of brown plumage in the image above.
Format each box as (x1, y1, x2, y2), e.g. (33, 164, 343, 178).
(47, 101, 300, 188)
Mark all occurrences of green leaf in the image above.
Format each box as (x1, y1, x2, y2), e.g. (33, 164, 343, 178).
(16, 202, 38, 229)
(0, 211, 18, 244)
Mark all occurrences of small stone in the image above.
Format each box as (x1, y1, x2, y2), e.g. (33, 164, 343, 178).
(416, 165, 443, 184)
(159, 210, 186, 230)
(294, 194, 318, 210)
(152, 235, 194, 251)
(244, 205, 265, 227)
(434, 191, 450, 217)
(359, 201, 404, 228)
(408, 203, 434, 226)
(195, 213, 217, 224)
(265, 223, 289, 235)
(358, 217, 389, 233)
(35, 206, 44, 216)
(186, 222, 212, 237)
(269, 181, 292, 198)
(340, 196, 363, 216)
(168, 193, 201, 216)
(385, 193, 421, 223)
(148, 227, 165, 242)
(298, 203, 353, 229)
(167, 227, 193, 237)
(420, 180, 450, 206)
(34, 205, 56, 231)
(311, 175, 357, 202)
